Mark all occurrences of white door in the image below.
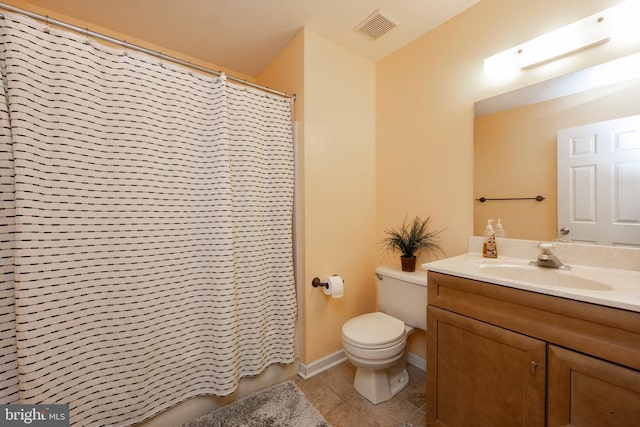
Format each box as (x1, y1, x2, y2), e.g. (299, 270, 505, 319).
(557, 115, 640, 247)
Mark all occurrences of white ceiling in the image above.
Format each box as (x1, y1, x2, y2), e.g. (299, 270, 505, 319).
(26, 0, 480, 77)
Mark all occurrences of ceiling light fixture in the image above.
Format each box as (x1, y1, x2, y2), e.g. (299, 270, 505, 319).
(484, 0, 640, 80)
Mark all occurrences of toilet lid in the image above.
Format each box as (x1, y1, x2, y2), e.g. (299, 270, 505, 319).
(342, 312, 405, 347)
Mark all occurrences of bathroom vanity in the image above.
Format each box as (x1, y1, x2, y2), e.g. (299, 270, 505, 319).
(423, 238, 640, 427)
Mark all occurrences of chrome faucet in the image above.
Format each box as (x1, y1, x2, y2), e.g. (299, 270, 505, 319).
(530, 242, 571, 270)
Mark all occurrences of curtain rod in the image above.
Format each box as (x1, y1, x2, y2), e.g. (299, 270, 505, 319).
(0, 2, 295, 100)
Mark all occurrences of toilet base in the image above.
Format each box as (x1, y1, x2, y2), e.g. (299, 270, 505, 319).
(353, 363, 409, 404)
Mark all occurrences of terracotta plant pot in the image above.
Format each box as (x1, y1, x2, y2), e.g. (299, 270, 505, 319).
(400, 256, 417, 272)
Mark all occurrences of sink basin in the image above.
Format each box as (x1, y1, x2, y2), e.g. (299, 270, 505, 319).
(479, 264, 612, 291)
(424, 246, 640, 313)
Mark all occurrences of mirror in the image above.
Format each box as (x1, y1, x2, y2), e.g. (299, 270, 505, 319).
(473, 53, 640, 245)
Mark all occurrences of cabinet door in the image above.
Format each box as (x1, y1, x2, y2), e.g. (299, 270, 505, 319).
(548, 345, 640, 427)
(427, 307, 546, 427)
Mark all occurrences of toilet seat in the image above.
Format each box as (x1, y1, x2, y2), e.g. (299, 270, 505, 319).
(342, 312, 406, 349)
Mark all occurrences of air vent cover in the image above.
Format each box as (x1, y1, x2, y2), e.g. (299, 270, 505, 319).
(355, 9, 397, 41)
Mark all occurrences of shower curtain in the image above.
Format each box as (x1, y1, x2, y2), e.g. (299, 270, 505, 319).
(0, 12, 296, 427)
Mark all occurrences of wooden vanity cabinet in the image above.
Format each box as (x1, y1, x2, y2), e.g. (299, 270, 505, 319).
(426, 271, 640, 427)
(428, 306, 546, 426)
(547, 345, 640, 427)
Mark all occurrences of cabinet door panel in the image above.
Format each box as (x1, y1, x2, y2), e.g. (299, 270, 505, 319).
(548, 345, 640, 427)
(427, 307, 546, 427)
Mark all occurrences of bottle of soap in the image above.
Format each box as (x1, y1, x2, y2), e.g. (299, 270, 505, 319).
(483, 219, 498, 258)
(496, 218, 506, 239)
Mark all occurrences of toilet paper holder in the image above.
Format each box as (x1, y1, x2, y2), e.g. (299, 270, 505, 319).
(311, 275, 342, 289)
(311, 277, 329, 289)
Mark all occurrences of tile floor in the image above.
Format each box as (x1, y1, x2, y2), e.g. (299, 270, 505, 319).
(291, 361, 426, 427)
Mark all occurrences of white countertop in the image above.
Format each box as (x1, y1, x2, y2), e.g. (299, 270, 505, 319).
(423, 238, 640, 313)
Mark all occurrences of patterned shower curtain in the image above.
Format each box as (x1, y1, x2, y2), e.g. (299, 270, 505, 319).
(0, 12, 296, 426)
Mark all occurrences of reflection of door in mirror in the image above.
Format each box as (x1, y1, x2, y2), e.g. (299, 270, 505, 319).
(557, 115, 640, 247)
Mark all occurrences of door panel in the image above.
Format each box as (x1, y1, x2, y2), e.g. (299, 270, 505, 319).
(557, 115, 640, 246)
(547, 345, 640, 427)
(427, 307, 546, 427)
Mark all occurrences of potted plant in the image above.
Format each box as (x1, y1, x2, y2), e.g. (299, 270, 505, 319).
(381, 215, 445, 272)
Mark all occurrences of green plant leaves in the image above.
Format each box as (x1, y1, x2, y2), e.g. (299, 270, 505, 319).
(381, 215, 445, 259)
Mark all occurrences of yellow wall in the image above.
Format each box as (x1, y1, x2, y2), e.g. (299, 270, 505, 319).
(300, 29, 377, 363)
(474, 79, 640, 241)
(261, 28, 380, 365)
(260, 29, 378, 365)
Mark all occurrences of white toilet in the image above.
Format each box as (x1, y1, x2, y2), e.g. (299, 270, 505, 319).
(342, 265, 427, 404)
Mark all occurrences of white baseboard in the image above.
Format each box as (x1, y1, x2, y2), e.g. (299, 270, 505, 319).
(298, 350, 426, 379)
(297, 349, 347, 379)
(407, 352, 426, 372)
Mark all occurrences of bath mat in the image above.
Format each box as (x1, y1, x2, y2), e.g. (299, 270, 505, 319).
(178, 381, 329, 427)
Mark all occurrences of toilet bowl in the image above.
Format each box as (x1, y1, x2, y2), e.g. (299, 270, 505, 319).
(341, 265, 427, 404)
(342, 312, 415, 404)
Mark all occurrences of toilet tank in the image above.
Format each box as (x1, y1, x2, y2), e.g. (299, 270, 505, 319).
(376, 265, 427, 331)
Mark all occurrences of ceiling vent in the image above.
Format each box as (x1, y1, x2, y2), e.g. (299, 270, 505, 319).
(355, 9, 398, 41)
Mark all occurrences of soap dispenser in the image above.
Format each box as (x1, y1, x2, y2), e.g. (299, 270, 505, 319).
(496, 218, 506, 239)
(483, 219, 498, 258)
